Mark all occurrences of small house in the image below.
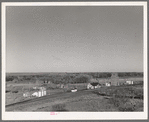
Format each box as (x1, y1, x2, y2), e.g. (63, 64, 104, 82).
(87, 82, 101, 89)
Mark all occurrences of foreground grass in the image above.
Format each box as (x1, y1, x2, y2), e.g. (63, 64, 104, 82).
(34, 93, 118, 112)
(65, 94, 117, 111)
(94, 84, 143, 111)
(6, 80, 143, 111)
(52, 104, 68, 111)
(11, 84, 143, 112)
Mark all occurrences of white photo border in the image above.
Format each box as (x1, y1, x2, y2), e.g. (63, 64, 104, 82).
(2, 2, 148, 120)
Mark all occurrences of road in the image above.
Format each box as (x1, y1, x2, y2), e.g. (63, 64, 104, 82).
(6, 89, 94, 111)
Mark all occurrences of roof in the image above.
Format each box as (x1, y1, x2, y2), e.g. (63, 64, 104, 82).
(90, 82, 101, 86)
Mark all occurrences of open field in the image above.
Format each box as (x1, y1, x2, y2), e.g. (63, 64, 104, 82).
(6, 84, 143, 112)
(5, 72, 143, 111)
(6, 82, 88, 105)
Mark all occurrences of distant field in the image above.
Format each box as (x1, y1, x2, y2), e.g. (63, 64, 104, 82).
(6, 72, 143, 77)
(6, 72, 72, 76)
(6, 72, 143, 86)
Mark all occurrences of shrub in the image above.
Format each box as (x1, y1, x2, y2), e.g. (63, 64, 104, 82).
(134, 81, 143, 85)
(118, 101, 136, 111)
(6, 76, 14, 82)
(12, 90, 18, 93)
(118, 98, 143, 111)
(108, 86, 143, 111)
(6, 90, 11, 93)
(109, 95, 129, 107)
(52, 104, 67, 111)
(134, 89, 143, 99)
(73, 75, 90, 84)
(118, 72, 143, 78)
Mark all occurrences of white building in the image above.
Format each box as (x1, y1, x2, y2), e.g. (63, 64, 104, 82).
(32, 88, 46, 97)
(87, 83, 101, 89)
(125, 80, 133, 84)
(105, 83, 111, 86)
(23, 87, 47, 98)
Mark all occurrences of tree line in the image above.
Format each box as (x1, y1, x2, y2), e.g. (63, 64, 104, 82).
(6, 72, 143, 84)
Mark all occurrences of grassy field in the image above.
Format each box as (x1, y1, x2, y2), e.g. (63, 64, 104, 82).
(6, 82, 143, 112)
(34, 93, 118, 112)
(34, 84, 143, 112)
(93, 84, 143, 111)
(6, 83, 64, 105)
(5, 72, 144, 111)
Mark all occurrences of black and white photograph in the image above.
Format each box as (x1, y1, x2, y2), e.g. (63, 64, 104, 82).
(2, 2, 147, 120)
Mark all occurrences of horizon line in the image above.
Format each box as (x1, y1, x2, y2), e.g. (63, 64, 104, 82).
(6, 71, 144, 73)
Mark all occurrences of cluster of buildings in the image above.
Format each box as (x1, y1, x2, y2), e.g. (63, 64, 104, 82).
(87, 80, 134, 90)
(117, 80, 134, 86)
(23, 87, 46, 98)
(23, 77, 134, 97)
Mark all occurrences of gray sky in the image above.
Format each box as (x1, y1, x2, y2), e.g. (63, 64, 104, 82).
(6, 6, 143, 72)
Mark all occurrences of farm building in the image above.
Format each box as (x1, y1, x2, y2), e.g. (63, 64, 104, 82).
(116, 80, 133, 86)
(60, 84, 65, 88)
(125, 80, 134, 85)
(87, 82, 101, 89)
(105, 82, 111, 86)
(23, 87, 46, 98)
(96, 73, 120, 86)
(117, 80, 125, 86)
(32, 87, 46, 97)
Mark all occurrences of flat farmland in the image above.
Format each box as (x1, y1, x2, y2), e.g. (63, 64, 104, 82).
(5, 72, 144, 112)
(6, 89, 118, 112)
(6, 84, 143, 112)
